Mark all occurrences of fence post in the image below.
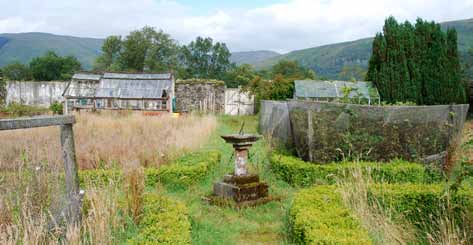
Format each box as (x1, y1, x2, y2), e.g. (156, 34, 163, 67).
(60, 123, 81, 224)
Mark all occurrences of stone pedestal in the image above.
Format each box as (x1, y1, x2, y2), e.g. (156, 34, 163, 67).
(210, 133, 272, 207)
(213, 174, 268, 203)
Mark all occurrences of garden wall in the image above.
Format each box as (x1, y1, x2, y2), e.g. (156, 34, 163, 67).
(175, 79, 225, 113)
(260, 100, 469, 164)
(6, 81, 67, 107)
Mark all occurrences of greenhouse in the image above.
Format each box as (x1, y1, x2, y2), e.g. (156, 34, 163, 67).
(294, 80, 381, 105)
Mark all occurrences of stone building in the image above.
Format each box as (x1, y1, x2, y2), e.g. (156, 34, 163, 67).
(174, 79, 225, 113)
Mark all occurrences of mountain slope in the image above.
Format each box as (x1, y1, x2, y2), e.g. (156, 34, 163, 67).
(230, 50, 281, 66)
(257, 18, 473, 79)
(0, 32, 103, 69)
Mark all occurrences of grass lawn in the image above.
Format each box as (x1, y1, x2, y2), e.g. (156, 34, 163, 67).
(155, 115, 295, 244)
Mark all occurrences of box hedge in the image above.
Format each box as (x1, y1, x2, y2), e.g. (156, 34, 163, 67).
(290, 184, 473, 244)
(290, 185, 372, 244)
(270, 153, 443, 187)
(368, 184, 473, 230)
(80, 151, 221, 187)
(129, 193, 191, 244)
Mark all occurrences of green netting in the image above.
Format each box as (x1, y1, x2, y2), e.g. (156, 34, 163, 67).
(260, 100, 469, 164)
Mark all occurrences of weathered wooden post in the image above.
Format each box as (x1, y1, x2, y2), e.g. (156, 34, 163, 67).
(60, 123, 82, 224)
(0, 115, 82, 225)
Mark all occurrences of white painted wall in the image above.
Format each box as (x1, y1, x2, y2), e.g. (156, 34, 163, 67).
(6, 81, 67, 107)
(224, 88, 255, 115)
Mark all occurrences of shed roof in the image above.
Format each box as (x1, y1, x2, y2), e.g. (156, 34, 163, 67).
(65, 73, 173, 99)
(294, 80, 380, 100)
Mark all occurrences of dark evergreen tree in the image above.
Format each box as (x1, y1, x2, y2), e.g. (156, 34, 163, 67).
(366, 17, 467, 105)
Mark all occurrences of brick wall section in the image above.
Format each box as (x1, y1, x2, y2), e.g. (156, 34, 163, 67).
(175, 80, 225, 113)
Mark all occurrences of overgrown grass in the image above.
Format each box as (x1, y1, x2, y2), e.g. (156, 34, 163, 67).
(0, 112, 217, 170)
(0, 103, 50, 118)
(0, 112, 217, 244)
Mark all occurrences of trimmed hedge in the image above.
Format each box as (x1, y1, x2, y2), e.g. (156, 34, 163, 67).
(270, 153, 443, 186)
(80, 151, 221, 187)
(290, 184, 473, 244)
(129, 193, 191, 244)
(290, 186, 372, 244)
(369, 184, 473, 229)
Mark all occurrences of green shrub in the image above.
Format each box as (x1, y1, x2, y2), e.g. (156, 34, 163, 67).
(80, 151, 221, 187)
(129, 193, 191, 244)
(368, 184, 473, 231)
(270, 153, 443, 187)
(49, 101, 63, 114)
(290, 186, 372, 244)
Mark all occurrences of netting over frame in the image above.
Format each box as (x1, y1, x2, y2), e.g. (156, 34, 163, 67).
(259, 101, 292, 147)
(260, 100, 469, 164)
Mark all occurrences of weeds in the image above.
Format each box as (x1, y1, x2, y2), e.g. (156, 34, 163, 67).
(123, 160, 144, 223)
(337, 166, 415, 244)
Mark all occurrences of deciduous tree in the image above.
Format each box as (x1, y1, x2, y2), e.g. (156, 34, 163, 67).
(180, 37, 232, 80)
(2, 62, 32, 81)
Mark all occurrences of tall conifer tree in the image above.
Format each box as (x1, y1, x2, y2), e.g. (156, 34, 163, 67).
(366, 17, 467, 105)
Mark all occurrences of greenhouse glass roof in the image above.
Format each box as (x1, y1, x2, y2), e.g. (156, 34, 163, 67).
(294, 80, 380, 101)
(64, 73, 172, 99)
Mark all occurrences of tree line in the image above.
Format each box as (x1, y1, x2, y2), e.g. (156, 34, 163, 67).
(1, 51, 81, 81)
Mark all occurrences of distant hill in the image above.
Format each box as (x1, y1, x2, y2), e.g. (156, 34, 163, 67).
(230, 50, 281, 66)
(255, 18, 473, 79)
(0, 32, 103, 70)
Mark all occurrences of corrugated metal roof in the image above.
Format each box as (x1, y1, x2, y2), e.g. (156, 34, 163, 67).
(64, 74, 172, 99)
(103, 73, 172, 80)
(294, 80, 379, 100)
(72, 73, 102, 81)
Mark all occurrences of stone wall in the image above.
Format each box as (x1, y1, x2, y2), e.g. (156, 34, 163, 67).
(175, 80, 225, 113)
(6, 81, 68, 107)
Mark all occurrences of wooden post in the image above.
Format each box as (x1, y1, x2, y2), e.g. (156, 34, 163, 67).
(60, 123, 81, 224)
(60, 124, 80, 198)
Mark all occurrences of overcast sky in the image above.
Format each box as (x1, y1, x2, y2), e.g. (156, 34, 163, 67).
(0, 0, 472, 53)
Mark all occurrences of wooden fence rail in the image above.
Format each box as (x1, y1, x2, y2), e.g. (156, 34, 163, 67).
(0, 115, 82, 225)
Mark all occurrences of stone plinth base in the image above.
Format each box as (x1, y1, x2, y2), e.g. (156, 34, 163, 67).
(212, 174, 269, 203)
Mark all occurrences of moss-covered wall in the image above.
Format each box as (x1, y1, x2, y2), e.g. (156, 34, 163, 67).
(175, 79, 225, 113)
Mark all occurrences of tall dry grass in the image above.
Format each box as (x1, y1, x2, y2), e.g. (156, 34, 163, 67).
(0, 187, 130, 244)
(337, 167, 415, 245)
(337, 166, 470, 244)
(0, 112, 217, 243)
(0, 113, 217, 170)
(0, 165, 132, 244)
